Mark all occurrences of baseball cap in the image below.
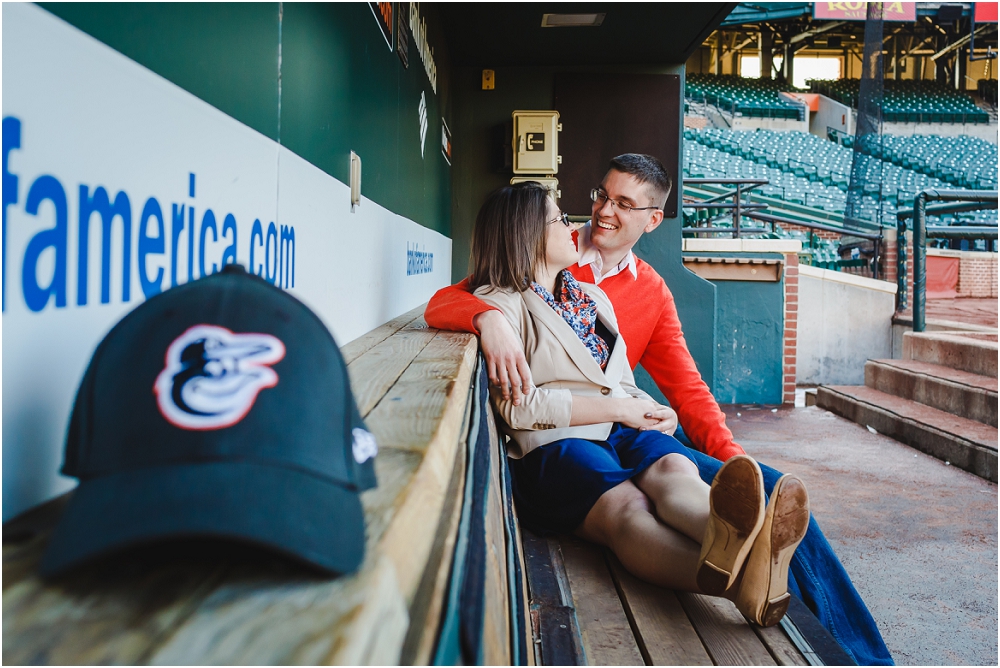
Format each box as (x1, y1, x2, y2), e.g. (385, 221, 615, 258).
(39, 264, 377, 577)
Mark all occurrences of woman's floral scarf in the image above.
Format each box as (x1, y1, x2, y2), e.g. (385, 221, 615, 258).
(531, 269, 610, 369)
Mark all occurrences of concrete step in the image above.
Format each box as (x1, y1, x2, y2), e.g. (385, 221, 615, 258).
(817, 385, 998, 483)
(865, 359, 998, 427)
(902, 331, 998, 378)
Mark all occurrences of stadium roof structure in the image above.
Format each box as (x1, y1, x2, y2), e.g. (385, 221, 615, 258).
(720, 3, 813, 27)
(721, 2, 985, 27)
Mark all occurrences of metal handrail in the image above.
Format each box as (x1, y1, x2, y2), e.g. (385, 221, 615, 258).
(682, 178, 768, 238)
(899, 189, 999, 331)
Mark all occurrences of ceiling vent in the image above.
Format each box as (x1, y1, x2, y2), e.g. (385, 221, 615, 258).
(541, 13, 606, 28)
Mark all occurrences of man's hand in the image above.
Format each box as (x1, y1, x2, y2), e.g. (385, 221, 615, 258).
(474, 310, 532, 405)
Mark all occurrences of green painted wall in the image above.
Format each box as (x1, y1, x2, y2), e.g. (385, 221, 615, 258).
(449, 64, 717, 396)
(38, 2, 452, 236)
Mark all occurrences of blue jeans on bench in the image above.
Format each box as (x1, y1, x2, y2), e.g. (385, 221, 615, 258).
(673, 426, 894, 666)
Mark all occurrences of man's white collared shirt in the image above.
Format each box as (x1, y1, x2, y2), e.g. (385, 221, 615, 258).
(576, 222, 638, 285)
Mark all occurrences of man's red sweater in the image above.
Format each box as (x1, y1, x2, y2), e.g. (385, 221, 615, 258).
(424, 259, 745, 462)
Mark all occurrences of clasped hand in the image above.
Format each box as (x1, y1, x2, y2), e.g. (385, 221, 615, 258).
(618, 397, 678, 435)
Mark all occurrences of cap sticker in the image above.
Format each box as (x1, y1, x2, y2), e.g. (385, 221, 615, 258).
(154, 324, 286, 430)
(352, 428, 378, 464)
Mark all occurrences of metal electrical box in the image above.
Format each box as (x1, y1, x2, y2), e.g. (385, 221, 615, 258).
(512, 110, 561, 175)
(510, 176, 561, 200)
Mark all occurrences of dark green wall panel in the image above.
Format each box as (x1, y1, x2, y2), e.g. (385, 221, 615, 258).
(39, 2, 281, 141)
(712, 276, 784, 405)
(38, 2, 451, 235)
(280, 3, 451, 235)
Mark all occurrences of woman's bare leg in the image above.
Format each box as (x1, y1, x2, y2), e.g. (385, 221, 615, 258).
(575, 479, 702, 591)
(633, 453, 711, 543)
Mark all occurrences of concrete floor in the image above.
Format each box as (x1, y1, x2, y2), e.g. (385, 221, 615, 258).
(726, 404, 998, 666)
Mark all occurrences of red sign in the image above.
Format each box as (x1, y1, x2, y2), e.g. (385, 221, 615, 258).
(814, 2, 917, 22)
(974, 3, 999, 23)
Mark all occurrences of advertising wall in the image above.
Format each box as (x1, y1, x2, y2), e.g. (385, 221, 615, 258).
(3, 3, 452, 520)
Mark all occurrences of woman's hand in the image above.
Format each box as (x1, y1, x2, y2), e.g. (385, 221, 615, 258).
(641, 404, 678, 435)
(474, 309, 532, 406)
(617, 398, 678, 435)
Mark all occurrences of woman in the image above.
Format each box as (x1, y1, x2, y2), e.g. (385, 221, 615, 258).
(469, 182, 810, 625)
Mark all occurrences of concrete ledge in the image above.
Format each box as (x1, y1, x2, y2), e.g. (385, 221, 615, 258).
(817, 385, 998, 483)
(892, 316, 998, 334)
(798, 264, 897, 294)
(682, 238, 802, 253)
(927, 248, 999, 260)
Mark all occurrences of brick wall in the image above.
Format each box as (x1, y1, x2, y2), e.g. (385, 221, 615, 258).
(781, 222, 842, 241)
(782, 252, 798, 404)
(882, 227, 897, 287)
(957, 252, 998, 298)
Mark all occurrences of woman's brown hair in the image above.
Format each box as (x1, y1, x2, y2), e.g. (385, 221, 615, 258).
(469, 182, 550, 291)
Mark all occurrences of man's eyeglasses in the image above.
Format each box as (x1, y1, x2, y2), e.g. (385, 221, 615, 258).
(546, 211, 571, 227)
(590, 188, 661, 214)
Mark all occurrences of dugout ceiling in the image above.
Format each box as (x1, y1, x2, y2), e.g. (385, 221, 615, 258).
(439, 3, 736, 67)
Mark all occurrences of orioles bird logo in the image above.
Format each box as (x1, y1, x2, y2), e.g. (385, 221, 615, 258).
(154, 325, 285, 430)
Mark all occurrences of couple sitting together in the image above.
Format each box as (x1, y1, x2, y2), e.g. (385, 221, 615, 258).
(425, 154, 893, 665)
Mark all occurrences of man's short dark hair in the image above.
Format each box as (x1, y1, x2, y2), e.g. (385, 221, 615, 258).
(608, 153, 672, 208)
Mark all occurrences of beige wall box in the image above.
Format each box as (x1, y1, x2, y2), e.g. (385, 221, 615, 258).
(510, 176, 561, 200)
(512, 110, 561, 175)
(682, 256, 784, 282)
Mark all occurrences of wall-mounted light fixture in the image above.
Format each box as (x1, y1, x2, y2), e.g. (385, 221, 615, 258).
(350, 151, 362, 212)
(541, 13, 605, 28)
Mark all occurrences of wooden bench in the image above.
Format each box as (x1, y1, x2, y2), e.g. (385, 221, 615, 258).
(4, 305, 845, 665)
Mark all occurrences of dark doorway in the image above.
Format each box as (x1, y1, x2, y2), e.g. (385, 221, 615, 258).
(555, 73, 681, 217)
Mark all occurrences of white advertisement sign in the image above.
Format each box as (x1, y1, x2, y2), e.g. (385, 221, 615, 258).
(2, 3, 451, 520)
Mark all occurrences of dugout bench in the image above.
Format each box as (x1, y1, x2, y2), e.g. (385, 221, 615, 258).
(3, 305, 849, 665)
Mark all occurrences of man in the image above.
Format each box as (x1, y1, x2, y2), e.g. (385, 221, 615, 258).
(425, 154, 892, 665)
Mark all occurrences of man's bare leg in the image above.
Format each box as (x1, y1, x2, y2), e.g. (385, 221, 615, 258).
(575, 479, 702, 591)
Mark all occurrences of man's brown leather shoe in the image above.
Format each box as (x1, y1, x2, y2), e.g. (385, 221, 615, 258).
(736, 474, 810, 627)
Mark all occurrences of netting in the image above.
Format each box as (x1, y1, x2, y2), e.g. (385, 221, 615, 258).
(844, 2, 885, 232)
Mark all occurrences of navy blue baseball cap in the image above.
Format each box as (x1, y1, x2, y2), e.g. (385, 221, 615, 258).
(40, 264, 377, 577)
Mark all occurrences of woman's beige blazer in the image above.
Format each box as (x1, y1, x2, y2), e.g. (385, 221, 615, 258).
(474, 283, 653, 458)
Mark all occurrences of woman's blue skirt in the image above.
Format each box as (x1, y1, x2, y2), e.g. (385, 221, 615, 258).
(508, 423, 694, 535)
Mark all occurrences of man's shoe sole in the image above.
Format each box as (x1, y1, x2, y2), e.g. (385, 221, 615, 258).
(737, 474, 810, 627)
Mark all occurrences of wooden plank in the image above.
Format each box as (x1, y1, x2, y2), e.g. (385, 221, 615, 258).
(491, 409, 536, 667)
(606, 553, 713, 666)
(339, 304, 425, 365)
(557, 535, 644, 666)
(3, 534, 228, 666)
(364, 332, 478, 452)
(753, 622, 809, 666)
(520, 530, 584, 666)
(482, 407, 512, 666)
(347, 326, 437, 417)
(677, 592, 777, 666)
(399, 385, 471, 665)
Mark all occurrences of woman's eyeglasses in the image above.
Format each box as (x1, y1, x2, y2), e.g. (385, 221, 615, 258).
(546, 211, 571, 227)
(590, 188, 661, 214)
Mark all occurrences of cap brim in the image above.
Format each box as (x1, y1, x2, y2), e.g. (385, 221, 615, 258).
(39, 461, 366, 578)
